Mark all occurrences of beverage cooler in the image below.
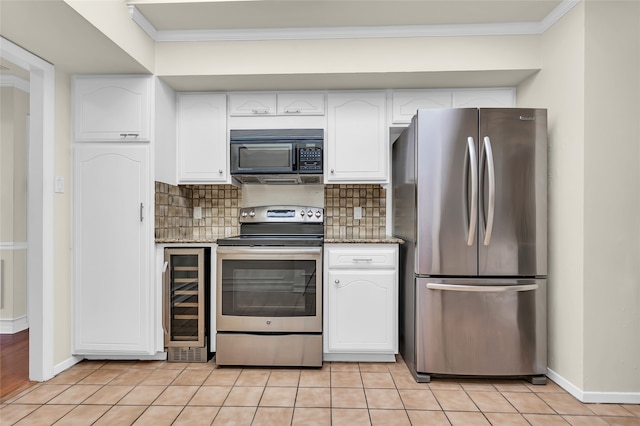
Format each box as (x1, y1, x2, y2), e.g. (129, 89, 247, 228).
(163, 247, 210, 362)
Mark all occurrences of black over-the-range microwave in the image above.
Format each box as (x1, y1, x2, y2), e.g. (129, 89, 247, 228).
(230, 129, 323, 176)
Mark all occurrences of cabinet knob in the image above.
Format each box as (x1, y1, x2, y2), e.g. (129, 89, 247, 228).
(218, 169, 223, 174)
(330, 169, 335, 174)
(334, 279, 340, 284)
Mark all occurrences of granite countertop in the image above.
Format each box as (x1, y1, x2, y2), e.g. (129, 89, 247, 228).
(324, 237, 404, 244)
(156, 239, 219, 244)
(156, 237, 405, 244)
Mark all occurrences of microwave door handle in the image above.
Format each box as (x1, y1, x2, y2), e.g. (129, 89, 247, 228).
(291, 143, 297, 171)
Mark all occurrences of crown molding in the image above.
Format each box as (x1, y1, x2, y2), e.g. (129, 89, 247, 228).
(129, 0, 580, 42)
(0, 74, 30, 93)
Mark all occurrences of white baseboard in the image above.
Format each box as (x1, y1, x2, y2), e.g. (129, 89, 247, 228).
(0, 316, 28, 334)
(53, 356, 84, 376)
(82, 352, 167, 361)
(547, 368, 640, 404)
(323, 352, 397, 362)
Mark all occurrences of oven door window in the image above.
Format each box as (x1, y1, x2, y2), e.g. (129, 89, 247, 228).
(221, 259, 317, 317)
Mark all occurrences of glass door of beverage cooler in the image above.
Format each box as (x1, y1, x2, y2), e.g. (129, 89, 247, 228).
(164, 248, 207, 349)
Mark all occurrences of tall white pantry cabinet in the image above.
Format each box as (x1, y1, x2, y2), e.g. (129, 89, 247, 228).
(72, 75, 167, 356)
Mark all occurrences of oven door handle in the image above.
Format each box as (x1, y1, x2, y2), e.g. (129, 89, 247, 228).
(216, 246, 322, 256)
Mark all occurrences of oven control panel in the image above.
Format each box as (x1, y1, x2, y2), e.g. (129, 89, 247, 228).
(240, 205, 324, 223)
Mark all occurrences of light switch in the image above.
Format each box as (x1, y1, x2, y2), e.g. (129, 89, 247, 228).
(193, 206, 202, 220)
(55, 176, 65, 193)
(354, 206, 363, 220)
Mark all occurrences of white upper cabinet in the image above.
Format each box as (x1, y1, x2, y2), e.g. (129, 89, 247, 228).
(326, 92, 387, 183)
(391, 90, 453, 124)
(228, 92, 325, 117)
(452, 88, 516, 108)
(73, 75, 151, 141)
(228, 93, 276, 116)
(177, 93, 228, 183)
(276, 93, 325, 115)
(391, 88, 516, 124)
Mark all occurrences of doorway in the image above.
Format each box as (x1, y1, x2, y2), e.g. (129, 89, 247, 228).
(0, 59, 31, 397)
(1, 36, 55, 384)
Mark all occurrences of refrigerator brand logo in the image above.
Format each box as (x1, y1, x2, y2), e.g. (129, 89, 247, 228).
(519, 115, 536, 121)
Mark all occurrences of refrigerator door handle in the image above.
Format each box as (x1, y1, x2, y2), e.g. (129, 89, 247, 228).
(483, 136, 496, 246)
(466, 137, 478, 246)
(426, 283, 539, 292)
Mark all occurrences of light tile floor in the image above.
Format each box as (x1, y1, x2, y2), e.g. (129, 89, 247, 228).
(1, 356, 638, 425)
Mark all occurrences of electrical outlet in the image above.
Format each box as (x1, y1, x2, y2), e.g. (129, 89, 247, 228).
(354, 206, 363, 220)
(193, 206, 202, 220)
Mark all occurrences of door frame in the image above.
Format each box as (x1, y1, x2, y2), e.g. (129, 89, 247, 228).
(1, 36, 55, 381)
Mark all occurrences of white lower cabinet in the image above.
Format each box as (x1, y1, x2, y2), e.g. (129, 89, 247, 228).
(323, 244, 398, 362)
(73, 144, 157, 356)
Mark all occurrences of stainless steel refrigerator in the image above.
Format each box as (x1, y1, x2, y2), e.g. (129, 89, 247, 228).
(392, 108, 547, 384)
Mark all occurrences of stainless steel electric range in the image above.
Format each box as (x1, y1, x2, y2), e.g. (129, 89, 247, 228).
(215, 205, 323, 367)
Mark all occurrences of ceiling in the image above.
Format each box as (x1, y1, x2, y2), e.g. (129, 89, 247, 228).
(130, 0, 564, 35)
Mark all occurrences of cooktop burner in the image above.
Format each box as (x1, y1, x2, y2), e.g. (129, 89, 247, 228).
(216, 205, 324, 247)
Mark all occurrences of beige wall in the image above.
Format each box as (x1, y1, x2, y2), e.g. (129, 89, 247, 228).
(53, 71, 73, 366)
(582, 1, 640, 392)
(156, 35, 541, 77)
(0, 85, 29, 322)
(518, 1, 587, 390)
(519, 1, 640, 393)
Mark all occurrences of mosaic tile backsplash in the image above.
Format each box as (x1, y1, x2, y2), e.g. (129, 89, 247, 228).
(324, 184, 386, 239)
(155, 182, 386, 241)
(155, 182, 241, 241)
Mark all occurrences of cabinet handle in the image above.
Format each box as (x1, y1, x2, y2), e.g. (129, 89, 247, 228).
(120, 133, 140, 139)
(140, 202, 144, 222)
(284, 109, 301, 114)
(251, 109, 269, 114)
(353, 258, 373, 263)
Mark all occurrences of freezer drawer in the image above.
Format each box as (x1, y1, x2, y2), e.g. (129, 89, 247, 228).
(416, 278, 546, 378)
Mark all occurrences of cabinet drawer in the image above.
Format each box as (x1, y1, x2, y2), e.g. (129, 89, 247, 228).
(326, 248, 397, 269)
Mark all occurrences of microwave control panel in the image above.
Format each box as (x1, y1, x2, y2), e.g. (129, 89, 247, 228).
(298, 147, 323, 172)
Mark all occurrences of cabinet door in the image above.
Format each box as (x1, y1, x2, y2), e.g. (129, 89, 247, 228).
(228, 93, 276, 116)
(327, 92, 387, 183)
(391, 90, 453, 124)
(452, 88, 515, 108)
(73, 144, 153, 355)
(326, 269, 396, 353)
(177, 93, 228, 183)
(73, 76, 150, 141)
(277, 93, 325, 115)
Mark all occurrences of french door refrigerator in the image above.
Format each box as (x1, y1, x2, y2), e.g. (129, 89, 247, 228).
(393, 108, 547, 384)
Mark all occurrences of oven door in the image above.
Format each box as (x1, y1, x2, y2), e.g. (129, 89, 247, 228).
(216, 246, 322, 333)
